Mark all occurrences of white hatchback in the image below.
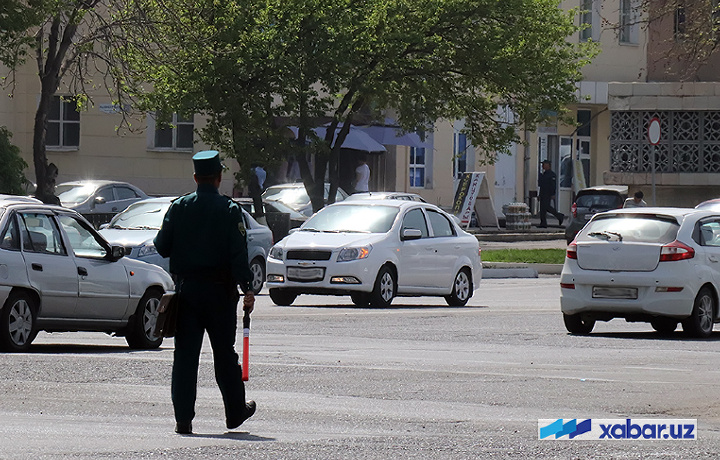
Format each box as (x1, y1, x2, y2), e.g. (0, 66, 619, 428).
(561, 207, 720, 337)
(0, 196, 175, 351)
(266, 200, 481, 307)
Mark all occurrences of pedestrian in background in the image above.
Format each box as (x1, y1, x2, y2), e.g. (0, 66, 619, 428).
(353, 155, 370, 193)
(624, 190, 647, 208)
(154, 150, 256, 435)
(538, 159, 564, 228)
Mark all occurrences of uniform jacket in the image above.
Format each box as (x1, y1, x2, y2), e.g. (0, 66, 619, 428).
(154, 183, 252, 291)
(538, 169, 557, 198)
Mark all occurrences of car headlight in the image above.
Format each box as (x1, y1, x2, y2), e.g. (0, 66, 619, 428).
(269, 246, 284, 260)
(337, 245, 371, 262)
(137, 243, 158, 258)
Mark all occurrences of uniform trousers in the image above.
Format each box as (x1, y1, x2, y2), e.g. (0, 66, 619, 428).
(171, 279, 246, 425)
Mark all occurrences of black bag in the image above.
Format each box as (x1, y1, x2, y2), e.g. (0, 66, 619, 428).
(154, 292, 178, 338)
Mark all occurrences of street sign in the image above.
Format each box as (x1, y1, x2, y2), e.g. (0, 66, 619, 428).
(648, 118, 661, 145)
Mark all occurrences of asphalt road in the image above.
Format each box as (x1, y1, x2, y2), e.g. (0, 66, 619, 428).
(2, 278, 720, 459)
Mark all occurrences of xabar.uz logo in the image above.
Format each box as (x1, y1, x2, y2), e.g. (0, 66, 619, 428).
(538, 419, 697, 440)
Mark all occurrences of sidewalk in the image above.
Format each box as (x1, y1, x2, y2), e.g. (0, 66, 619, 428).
(467, 215, 567, 278)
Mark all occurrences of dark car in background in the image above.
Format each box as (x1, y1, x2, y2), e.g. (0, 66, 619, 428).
(564, 185, 627, 244)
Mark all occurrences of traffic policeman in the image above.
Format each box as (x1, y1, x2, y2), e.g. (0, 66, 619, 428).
(154, 150, 256, 435)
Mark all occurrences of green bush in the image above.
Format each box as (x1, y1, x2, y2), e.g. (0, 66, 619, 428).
(0, 126, 29, 195)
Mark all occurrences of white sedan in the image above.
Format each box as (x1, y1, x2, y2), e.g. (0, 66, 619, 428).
(561, 207, 720, 338)
(266, 200, 481, 307)
(0, 195, 175, 351)
(99, 197, 273, 294)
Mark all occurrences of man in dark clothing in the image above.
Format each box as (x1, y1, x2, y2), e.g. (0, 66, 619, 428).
(154, 150, 256, 435)
(538, 159, 565, 228)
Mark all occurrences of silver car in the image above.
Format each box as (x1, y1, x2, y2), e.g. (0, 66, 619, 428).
(55, 180, 148, 227)
(0, 195, 175, 351)
(99, 197, 273, 294)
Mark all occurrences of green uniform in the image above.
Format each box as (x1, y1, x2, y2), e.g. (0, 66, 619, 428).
(154, 182, 254, 429)
(154, 184, 252, 290)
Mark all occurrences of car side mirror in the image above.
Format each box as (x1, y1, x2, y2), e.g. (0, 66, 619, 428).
(109, 245, 125, 261)
(94, 196, 106, 205)
(401, 228, 423, 241)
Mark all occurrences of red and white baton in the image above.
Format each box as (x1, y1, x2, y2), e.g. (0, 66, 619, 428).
(242, 309, 250, 381)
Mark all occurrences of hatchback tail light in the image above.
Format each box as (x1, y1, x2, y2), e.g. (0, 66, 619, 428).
(566, 242, 577, 259)
(571, 202, 578, 218)
(659, 240, 694, 262)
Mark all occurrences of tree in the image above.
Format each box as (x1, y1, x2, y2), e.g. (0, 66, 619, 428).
(119, 0, 595, 212)
(0, 126, 30, 195)
(0, 1, 148, 204)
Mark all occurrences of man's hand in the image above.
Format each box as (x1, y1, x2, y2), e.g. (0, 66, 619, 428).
(243, 291, 255, 314)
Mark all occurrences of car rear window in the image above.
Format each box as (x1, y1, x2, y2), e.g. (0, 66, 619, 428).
(578, 214, 680, 244)
(575, 192, 623, 209)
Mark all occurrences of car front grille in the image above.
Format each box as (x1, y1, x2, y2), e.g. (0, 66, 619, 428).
(286, 249, 332, 261)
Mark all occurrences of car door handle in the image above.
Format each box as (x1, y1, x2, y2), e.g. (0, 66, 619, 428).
(77, 267, 88, 276)
(710, 255, 719, 263)
(31, 263, 43, 272)
(111, 207, 118, 212)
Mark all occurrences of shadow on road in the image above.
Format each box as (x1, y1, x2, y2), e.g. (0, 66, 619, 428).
(271, 304, 490, 311)
(27, 343, 166, 354)
(186, 432, 275, 442)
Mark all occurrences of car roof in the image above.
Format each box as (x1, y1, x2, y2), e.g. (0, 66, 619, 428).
(328, 198, 441, 212)
(56, 180, 138, 187)
(576, 185, 629, 194)
(345, 192, 426, 201)
(0, 195, 43, 205)
(596, 207, 712, 221)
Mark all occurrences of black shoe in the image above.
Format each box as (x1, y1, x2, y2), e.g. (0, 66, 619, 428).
(175, 422, 192, 435)
(536, 224, 548, 228)
(227, 400, 257, 429)
(558, 214, 565, 226)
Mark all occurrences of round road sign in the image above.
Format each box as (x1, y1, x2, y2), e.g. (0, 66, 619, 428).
(648, 118, 661, 145)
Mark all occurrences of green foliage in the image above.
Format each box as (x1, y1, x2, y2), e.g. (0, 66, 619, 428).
(0, 127, 30, 195)
(0, 0, 42, 69)
(481, 248, 566, 264)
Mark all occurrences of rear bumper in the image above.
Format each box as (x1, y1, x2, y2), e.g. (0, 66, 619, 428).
(560, 263, 698, 319)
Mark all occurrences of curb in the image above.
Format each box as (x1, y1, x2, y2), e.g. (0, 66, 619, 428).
(482, 262, 562, 278)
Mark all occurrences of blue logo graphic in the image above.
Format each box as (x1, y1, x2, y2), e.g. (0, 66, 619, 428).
(539, 419, 592, 439)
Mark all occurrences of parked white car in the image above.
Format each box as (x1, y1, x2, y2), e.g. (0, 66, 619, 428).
(99, 196, 273, 294)
(266, 200, 481, 307)
(561, 207, 720, 338)
(0, 196, 175, 351)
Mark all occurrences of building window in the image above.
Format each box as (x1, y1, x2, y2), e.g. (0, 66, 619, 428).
(675, 4, 686, 39)
(47, 96, 80, 148)
(453, 133, 468, 179)
(580, 0, 594, 42)
(409, 147, 425, 188)
(619, 0, 638, 44)
(152, 112, 194, 150)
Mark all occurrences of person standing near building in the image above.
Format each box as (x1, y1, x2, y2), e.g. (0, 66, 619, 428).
(353, 155, 370, 193)
(154, 150, 256, 435)
(623, 190, 647, 208)
(538, 159, 564, 228)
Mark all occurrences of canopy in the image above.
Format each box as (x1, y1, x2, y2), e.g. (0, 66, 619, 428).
(289, 126, 386, 153)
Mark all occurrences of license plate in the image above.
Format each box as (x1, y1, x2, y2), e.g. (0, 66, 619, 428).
(287, 267, 324, 281)
(592, 286, 638, 299)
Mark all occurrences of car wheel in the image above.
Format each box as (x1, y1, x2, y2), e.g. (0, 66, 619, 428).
(445, 268, 472, 307)
(126, 289, 164, 349)
(269, 289, 297, 306)
(651, 317, 678, 334)
(248, 257, 265, 295)
(0, 291, 37, 352)
(682, 287, 715, 338)
(563, 313, 595, 335)
(369, 265, 396, 308)
(351, 292, 370, 307)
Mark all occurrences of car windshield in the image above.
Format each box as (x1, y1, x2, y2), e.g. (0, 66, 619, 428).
(56, 184, 95, 205)
(580, 214, 679, 244)
(107, 201, 171, 230)
(575, 192, 623, 209)
(302, 205, 398, 234)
